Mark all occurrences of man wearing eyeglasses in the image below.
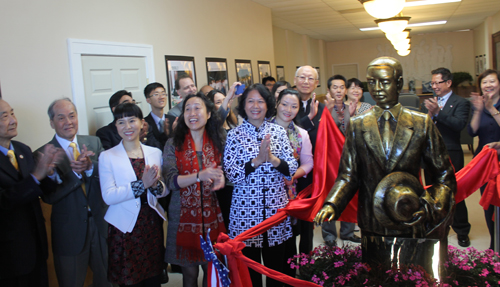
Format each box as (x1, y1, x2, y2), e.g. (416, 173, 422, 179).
(289, 65, 323, 255)
(144, 82, 176, 151)
(96, 90, 160, 150)
(421, 67, 471, 247)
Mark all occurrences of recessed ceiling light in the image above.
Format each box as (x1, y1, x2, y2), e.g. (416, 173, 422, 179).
(360, 20, 446, 31)
(405, 0, 461, 7)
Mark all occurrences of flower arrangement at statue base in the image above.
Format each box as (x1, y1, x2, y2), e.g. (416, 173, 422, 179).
(289, 244, 500, 286)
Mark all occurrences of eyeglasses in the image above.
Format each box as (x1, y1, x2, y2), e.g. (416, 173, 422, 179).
(428, 80, 446, 88)
(150, 92, 167, 98)
(296, 76, 317, 83)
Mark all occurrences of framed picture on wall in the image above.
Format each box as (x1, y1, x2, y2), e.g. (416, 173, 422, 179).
(206, 58, 228, 94)
(315, 67, 321, 87)
(276, 66, 285, 81)
(258, 61, 271, 83)
(165, 55, 196, 109)
(493, 31, 500, 71)
(235, 59, 253, 87)
(475, 56, 479, 76)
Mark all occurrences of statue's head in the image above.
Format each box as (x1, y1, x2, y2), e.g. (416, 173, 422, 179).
(366, 57, 403, 109)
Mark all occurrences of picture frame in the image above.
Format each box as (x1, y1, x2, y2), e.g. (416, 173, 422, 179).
(315, 66, 321, 87)
(258, 61, 271, 84)
(475, 56, 479, 76)
(276, 66, 285, 81)
(235, 59, 253, 87)
(165, 55, 196, 109)
(493, 31, 500, 71)
(206, 58, 228, 94)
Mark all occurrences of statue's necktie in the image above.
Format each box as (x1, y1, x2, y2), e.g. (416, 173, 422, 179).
(7, 150, 19, 171)
(69, 142, 87, 197)
(382, 111, 393, 156)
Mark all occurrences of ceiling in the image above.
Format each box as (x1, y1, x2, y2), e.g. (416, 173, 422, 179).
(252, 0, 500, 41)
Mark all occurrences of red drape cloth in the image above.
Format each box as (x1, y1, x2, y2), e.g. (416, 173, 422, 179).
(214, 110, 500, 287)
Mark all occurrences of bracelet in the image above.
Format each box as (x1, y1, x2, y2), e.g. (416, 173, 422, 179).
(494, 111, 500, 116)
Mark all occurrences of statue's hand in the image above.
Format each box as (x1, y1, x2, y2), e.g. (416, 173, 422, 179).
(314, 205, 336, 225)
(402, 209, 426, 227)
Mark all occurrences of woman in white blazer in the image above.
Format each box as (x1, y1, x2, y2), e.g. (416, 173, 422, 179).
(99, 103, 168, 287)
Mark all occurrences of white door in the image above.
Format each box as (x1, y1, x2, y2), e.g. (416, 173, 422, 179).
(81, 55, 150, 136)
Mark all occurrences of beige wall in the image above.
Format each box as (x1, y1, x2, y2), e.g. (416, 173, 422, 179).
(326, 31, 475, 90)
(272, 26, 327, 93)
(0, 0, 274, 149)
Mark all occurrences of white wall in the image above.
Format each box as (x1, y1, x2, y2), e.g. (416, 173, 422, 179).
(0, 0, 275, 149)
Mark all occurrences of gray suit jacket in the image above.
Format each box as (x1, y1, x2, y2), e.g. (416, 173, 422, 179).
(39, 135, 108, 256)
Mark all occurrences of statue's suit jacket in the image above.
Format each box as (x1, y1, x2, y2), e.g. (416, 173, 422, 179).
(326, 104, 456, 237)
(0, 141, 56, 279)
(39, 135, 108, 256)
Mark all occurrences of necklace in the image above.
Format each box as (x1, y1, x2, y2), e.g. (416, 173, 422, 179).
(127, 148, 143, 159)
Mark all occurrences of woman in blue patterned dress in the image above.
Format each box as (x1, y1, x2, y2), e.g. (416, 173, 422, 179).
(224, 83, 298, 287)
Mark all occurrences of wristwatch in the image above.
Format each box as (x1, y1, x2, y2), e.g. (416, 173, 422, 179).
(251, 161, 256, 168)
(196, 172, 201, 182)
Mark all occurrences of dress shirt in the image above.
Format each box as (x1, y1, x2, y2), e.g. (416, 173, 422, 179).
(55, 134, 93, 178)
(150, 112, 165, 131)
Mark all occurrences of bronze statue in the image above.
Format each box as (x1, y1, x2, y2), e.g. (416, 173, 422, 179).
(314, 57, 456, 277)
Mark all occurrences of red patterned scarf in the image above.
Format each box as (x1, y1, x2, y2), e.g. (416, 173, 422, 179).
(175, 131, 226, 262)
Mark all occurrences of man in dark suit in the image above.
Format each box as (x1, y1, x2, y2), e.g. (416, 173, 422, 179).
(96, 90, 160, 150)
(0, 99, 62, 287)
(421, 67, 471, 247)
(292, 65, 324, 254)
(315, 57, 456, 265)
(40, 98, 111, 287)
(143, 82, 176, 151)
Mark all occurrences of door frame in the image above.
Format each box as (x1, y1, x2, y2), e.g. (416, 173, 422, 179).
(67, 38, 155, 134)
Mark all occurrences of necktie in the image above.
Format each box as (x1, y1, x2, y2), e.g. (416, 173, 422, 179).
(159, 119, 165, 134)
(7, 150, 19, 171)
(382, 111, 393, 157)
(437, 97, 444, 109)
(69, 142, 80, 160)
(69, 142, 87, 197)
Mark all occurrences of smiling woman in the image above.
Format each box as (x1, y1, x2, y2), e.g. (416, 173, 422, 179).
(224, 84, 298, 287)
(98, 103, 168, 287)
(163, 92, 226, 287)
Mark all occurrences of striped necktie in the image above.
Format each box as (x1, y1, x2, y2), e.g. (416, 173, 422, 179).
(7, 150, 19, 171)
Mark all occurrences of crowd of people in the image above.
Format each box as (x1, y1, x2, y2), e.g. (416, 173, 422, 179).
(1, 64, 500, 287)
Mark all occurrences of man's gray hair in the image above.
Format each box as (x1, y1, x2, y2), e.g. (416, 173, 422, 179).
(47, 98, 77, 120)
(295, 65, 319, 80)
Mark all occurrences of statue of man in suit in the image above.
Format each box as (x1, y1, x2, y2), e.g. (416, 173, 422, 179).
(314, 57, 456, 271)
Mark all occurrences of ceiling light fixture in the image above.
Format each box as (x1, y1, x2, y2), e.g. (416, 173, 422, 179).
(360, 20, 446, 31)
(375, 16, 411, 34)
(359, 0, 406, 19)
(386, 29, 411, 42)
(397, 49, 411, 56)
(405, 0, 461, 7)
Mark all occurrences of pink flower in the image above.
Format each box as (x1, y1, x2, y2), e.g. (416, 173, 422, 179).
(480, 268, 489, 277)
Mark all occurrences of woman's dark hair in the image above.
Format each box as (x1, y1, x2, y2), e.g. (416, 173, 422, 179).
(478, 69, 500, 95)
(271, 81, 291, 97)
(276, 89, 301, 125)
(346, 78, 363, 100)
(173, 92, 226, 154)
(113, 103, 143, 121)
(237, 83, 276, 120)
(206, 89, 238, 128)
